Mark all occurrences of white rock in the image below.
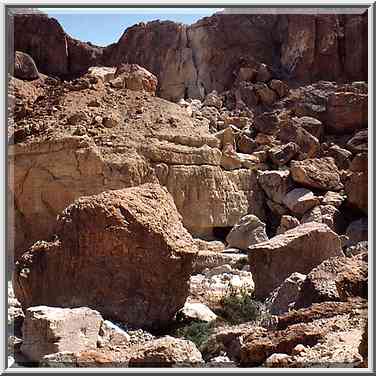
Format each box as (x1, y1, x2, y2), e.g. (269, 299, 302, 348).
(87, 66, 116, 83)
(177, 302, 217, 323)
(21, 306, 102, 362)
(283, 188, 319, 215)
(99, 320, 130, 346)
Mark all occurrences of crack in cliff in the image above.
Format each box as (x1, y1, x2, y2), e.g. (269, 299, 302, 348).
(185, 26, 201, 99)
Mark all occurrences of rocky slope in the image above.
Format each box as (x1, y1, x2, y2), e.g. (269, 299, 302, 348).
(8, 9, 368, 369)
(12, 11, 368, 100)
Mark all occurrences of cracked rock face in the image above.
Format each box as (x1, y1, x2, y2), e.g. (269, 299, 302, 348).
(13, 12, 367, 101)
(248, 222, 344, 299)
(13, 184, 198, 329)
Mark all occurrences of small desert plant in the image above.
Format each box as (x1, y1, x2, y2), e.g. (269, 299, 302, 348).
(174, 321, 216, 349)
(218, 286, 265, 324)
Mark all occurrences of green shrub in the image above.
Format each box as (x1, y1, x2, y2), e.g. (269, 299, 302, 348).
(174, 321, 215, 349)
(218, 286, 265, 324)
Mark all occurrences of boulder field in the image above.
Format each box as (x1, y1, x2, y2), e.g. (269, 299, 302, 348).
(8, 9, 368, 369)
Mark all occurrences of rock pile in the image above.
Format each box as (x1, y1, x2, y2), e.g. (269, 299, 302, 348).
(8, 9, 368, 369)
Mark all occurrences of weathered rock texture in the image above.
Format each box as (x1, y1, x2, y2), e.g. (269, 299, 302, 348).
(14, 51, 39, 80)
(12, 11, 368, 100)
(295, 254, 368, 308)
(8, 84, 265, 259)
(21, 306, 102, 362)
(12, 13, 104, 78)
(128, 336, 203, 367)
(13, 184, 198, 329)
(240, 323, 323, 366)
(248, 222, 344, 299)
(225, 214, 268, 250)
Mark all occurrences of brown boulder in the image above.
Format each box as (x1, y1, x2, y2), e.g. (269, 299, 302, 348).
(248, 223, 343, 299)
(326, 144, 352, 170)
(278, 121, 319, 158)
(301, 204, 346, 234)
(258, 170, 292, 205)
(113, 64, 158, 94)
(269, 79, 289, 98)
(254, 111, 281, 135)
(276, 215, 300, 235)
(240, 323, 323, 366)
(237, 134, 257, 154)
(14, 51, 39, 80)
(268, 272, 306, 314)
(268, 142, 299, 167)
(225, 214, 268, 251)
(276, 299, 367, 330)
(290, 157, 343, 191)
(350, 153, 367, 172)
(294, 116, 324, 140)
(347, 130, 368, 153)
(13, 184, 197, 329)
(324, 91, 367, 134)
(237, 81, 259, 108)
(282, 188, 319, 215)
(128, 336, 203, 367)
(344, 171, 368, 214)
(255, 84, 277, 106)
(295, 255, 368, 308)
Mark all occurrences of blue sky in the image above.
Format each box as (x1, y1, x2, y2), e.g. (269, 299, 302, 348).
(42, 8, 219, 47)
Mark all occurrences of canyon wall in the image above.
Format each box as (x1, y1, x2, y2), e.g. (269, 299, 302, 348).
(11, 11, 368, 100)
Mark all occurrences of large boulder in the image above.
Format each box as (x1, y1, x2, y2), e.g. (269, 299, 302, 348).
(240, 323, 323, 366)
(258, 170, 292, 205)
(344, 170, 368, 214)
(268, 272, 306, 315)
(295, 254, 368, 308)
(268, 142, 299, 166)
(254, 111, 281, 135)
(13, 184, 198, 329)
(21, 306, 102, 362)
(87, 66, 116, 83)
(278, 121, 319, 158)
(225, 214, 268, 251)
(176, 302, 217, 323)
(276, 215, 300, 235)
(14, 51, 39, 80)
(282, 188, 319, 215)
(301, 204, 346, 234)
(326, 144, 352, 170)
(112, 63, 158, 94)
(294, 116, 324, 140)
(128, 336, 203, 367)
(248, 223, 344, 299)
(324, 91, 367, 134)
(346, 130, 368, 154)
(290, 157, 343, 191)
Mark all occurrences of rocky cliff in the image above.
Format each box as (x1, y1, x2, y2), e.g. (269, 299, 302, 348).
(12, 11, 368, 100)
(11, 12, 104, 78)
